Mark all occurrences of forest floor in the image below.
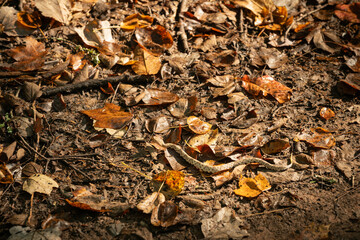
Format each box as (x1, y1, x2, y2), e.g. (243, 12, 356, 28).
(0, 0, 359, 239)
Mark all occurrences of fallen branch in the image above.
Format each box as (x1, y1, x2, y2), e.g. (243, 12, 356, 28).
(41, 74, 151, 97)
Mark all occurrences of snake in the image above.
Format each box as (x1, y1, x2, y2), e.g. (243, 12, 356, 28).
(154, 137, 294, 173)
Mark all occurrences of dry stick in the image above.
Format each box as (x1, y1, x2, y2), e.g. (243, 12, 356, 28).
(284, 3, 329, 39)
(17, 134, 92, 180)
(28, 193, 34, 225)
(239, 207, 294, 218)
(41, 75, 150, 97)
(178, 0, 189, 53)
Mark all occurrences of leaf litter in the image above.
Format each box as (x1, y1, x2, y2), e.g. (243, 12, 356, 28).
(0, 0, 359, 239)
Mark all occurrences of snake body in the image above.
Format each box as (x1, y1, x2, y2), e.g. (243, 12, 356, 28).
(161, 142, 293, 173)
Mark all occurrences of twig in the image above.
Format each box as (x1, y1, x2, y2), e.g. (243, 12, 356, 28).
(178, 0, 189, 53)
(239, 207, 294, 218)
(285, 3, 329, 39)
(41, 75, 150, 97)
(28, 193, 34, 225)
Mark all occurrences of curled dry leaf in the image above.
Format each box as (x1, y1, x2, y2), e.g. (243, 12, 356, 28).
(6, 36, 47, 71)
(241, 75, 292, 104)
(339, 73, 360, 95)
(334, 3, 360, 23)
(35, 0, 71, 25)
(295, 128, 335, 149)
(132, 45, 161, 75)
(187, 116, 212, 135)
(23, 174, 58, 195)
(250, 47, 288, 69)
(151, 201, 178, 227)
(66, 187, 125, 212)
(151, 170, 185, 198)
(135, 25, 173, 56)
(319, 107, 335, 120)
(81, 103, 133, 130)
(168, 96, 197, 118)
(17, 11, 42, 29)
(145, 116, 170, 133)
(234, 173, 271, 198)
(0, 7, 35, 36)
(311, 149, 336, 167)
(0, 162, 14, 184)
(120, 13, 153, 31)
(137, 192, 165, 214)
(141, 89, 179, 105)
(231, 0, 276, 25)
(261, 139, 290, 155)
(206, 50, 237, 67)
(188, 128, 219, 149)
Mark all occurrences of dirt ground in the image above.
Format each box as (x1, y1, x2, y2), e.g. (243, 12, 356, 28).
(0, 0, 360, 239)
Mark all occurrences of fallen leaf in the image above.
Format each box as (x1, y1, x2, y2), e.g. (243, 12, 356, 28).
(151, 201, 178, 227)
(188, 128, 219, 149)
(319, 107, 335, 120)
(35, 0, 71, 25)
(0, 162, 14, 184)
(120, 13, 153, 31)
(151, 170, 185, 198)
(250, 47, 288, 69)
(261, 139, 290, 154)
(241, 75, 292, 103)
(311, 149, 336, 167)
(17, 11, 42, 29)
(132, 45, 161, 75)
(6, 36, 47, 71)
(66, 187, 124, 212)
(0, 7, 35, 36)
(187, 116, 212, 135)
(231, 0, 276, 26)
(137, 192, 166, 214)
(295, 128, 335, 149)
(145, 116, 170, 133)
(141, 89, 179, 105)
(81, 103, 133, 130)
(234, 173, 271, 198)
(206, 50, 237, 67)
(168, 96, 197, 118)
(135, 25, 173, 56)
(23, 174, 58, 195)
(334, 3, 360, 23)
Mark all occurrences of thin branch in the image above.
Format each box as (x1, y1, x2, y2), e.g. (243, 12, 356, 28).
(41, 74, 150, 97)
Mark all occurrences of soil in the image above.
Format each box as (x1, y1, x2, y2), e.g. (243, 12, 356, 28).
(0, 0, 359, 239)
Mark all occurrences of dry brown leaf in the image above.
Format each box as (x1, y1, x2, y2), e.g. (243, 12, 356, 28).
(188, 129, 219, 149)
(151, 170, 185, 198)
(6, 36, 47, 71)
(120, 13, 153, 31)
(319, 107, 335, 120)
(241, 75, 292, 103)
(137, 192, 165, 214)
(0, 162, 14, 184)
(141, 89, 179, 105)
(66, 187, 121, 212)
(81, 103, 133, 130)
(35, 0, 71, 25)
(206, 50, 237, 67)
(0, 7, 35, 36)
(168, 96, 197, 118)
(151, 201, 178, 227)
(261, 139, 290, 155)
(295, 128, 335, 149)
(23, 174, 58, 195)
(17, 11, 42, 29)
(132, 45, 161, 75)
(231, 0, 276, 25)
(187, 116, 212, 135)
(135, 25, 173, 56)
(334, 3, 360, 23)
(234, 173, 271, 198)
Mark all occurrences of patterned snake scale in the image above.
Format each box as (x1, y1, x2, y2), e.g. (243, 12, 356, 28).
(155, 138, 294, 174)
